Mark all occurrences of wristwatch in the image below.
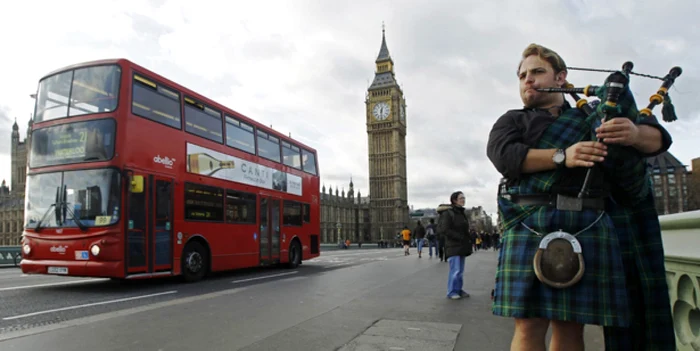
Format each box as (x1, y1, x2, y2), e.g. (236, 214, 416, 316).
(552, 149, 566, 168)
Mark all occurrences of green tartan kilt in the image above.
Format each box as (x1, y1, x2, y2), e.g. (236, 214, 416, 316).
(492, 202, 631, 327)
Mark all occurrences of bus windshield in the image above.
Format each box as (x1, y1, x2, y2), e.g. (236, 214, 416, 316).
(34, 65, 121, 123)
(25, 168, 121, 230)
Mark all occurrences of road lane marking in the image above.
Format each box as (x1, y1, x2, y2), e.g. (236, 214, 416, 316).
(0, 279, 109, 292)
(312, 250, 400, 259)
(0, 286, 249, 342)
(2, 290, 177, 320)
(232, 271, 297, 284)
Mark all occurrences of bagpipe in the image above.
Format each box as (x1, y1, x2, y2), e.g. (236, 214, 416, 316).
(527, 64, 682, 288)
(536, 62, 683, 201)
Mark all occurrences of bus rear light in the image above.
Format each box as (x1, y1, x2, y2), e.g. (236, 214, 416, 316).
(90, 245, 101, 257)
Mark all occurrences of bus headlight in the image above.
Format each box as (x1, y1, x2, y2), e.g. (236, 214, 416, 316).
(23, 244, 31, 255)
(90, 245, 100, 256)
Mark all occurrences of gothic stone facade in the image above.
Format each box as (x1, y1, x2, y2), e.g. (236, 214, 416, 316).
(364, 28, 410, 241)
(320, 181, 370, 244)
(1, 120, 31, 246)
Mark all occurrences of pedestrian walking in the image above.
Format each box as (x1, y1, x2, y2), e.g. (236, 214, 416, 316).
(401, 226, 411, 256)
(413, 221, 426, 258)
(425, 218, 438, 259)
(437, 191, 472, 299)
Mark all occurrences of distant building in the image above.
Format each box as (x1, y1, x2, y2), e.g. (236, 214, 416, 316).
(1, 119, 31, 246)
(408, 206, 494, 233)
(684, 157, 700, 211)
(365, 26, 410, 240)
(320, 26, 414, 244)
(647, 151, 691, 215)
(320, 179, 371, 244)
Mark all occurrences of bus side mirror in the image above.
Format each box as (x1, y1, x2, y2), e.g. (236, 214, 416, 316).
(130, 175, 144, 193)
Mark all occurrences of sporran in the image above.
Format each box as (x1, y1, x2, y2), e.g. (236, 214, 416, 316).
(533, 230, 584, 288)
(520, 211, 605, 289)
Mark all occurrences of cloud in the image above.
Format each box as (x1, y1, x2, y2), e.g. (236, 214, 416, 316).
(1, 0, 698, 220)
(0, 106, 13, 165)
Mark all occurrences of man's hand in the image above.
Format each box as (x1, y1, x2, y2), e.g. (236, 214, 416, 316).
(565, 141, 607, 168)
(595, 118, 639, 146)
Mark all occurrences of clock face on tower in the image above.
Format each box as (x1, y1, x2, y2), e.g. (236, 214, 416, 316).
(372, 102, 391, 121)
(400, 105, 405, 122)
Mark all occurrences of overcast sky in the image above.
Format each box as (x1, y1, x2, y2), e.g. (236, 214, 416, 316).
(1, 0, 698, 219)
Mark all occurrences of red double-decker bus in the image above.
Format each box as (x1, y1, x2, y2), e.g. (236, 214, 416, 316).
(20, 59, 321, 282)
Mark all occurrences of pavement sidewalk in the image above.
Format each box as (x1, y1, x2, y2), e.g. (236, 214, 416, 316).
(325, 249, 606, 350)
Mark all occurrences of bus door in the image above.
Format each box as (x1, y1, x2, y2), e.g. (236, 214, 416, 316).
(259, 195, 281, 265)
(126, 173, 174, 276)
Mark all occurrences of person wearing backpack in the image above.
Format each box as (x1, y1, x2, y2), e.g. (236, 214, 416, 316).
(437, 191, 473, 299)
(425, 218, 438, 259)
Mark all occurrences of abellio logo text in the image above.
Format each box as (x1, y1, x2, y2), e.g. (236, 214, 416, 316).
(154, 155, 176, 169)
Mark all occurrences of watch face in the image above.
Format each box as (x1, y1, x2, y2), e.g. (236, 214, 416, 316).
(553, 150, 565, 163)
(372, 102, 390, 120)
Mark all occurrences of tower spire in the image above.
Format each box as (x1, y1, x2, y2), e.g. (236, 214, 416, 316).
(376, 22, 391, 63)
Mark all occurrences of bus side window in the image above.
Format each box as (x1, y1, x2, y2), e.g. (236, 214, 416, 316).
(283, 200, 302, 227)
(131, 74, 181, 129)
(256, 130, 281, 163)
(184, 97, 223, 144)
(302, 149, 317, 175)
(225, 190, 256, 224)
(303, 203, 310, 223)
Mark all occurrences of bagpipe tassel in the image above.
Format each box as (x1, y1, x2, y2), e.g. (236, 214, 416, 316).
(662, 93, 678, 122)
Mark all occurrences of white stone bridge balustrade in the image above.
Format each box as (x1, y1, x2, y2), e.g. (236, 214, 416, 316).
(661, 209, 700, 350)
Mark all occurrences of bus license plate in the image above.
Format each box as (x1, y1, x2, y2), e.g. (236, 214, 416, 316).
(48, 266, 68, 275)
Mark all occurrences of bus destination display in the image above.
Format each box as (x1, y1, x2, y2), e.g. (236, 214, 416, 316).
(30, 119, 116, 168)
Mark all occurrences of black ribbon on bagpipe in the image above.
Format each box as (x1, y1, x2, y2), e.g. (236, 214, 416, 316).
(536, 62, 683, 198)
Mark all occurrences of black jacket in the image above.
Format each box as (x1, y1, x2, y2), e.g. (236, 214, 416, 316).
(414, 225, 426, 239)
(437, 204, 472, 258)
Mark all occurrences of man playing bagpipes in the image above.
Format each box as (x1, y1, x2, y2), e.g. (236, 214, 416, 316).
(486, 43, 678, 350)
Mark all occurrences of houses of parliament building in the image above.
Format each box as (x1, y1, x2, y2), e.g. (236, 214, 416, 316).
(1, 119, 30, 246)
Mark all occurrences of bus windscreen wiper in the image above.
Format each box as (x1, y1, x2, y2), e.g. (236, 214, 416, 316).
(60, 185, 87, 232)
(34, 203, 56, 232)
(60, 202, 88, 232)
(35, 187, 61, 232)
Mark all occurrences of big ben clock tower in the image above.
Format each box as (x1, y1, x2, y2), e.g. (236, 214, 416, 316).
(365, 25, 409, 242)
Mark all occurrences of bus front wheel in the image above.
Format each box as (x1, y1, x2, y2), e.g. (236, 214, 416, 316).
(182, 241, 208, 282)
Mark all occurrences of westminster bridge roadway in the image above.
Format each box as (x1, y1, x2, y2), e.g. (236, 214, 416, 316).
(0, 248, 610, 350)
(1, 206, 699, 351)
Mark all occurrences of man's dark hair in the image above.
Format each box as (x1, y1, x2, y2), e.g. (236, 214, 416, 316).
(450, 191, 463, 205)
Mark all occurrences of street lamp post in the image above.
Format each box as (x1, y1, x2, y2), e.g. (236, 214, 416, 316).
(336, 222, 342, 242)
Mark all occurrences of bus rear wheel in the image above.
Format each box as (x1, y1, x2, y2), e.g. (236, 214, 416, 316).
(287, 240, 302, 269)
(182, 241, 208, 282)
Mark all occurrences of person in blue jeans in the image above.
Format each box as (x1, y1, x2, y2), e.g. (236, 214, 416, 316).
(413, 221, 426, 258)
(425, 218, 438, 258)
(437, 191, 473, 299)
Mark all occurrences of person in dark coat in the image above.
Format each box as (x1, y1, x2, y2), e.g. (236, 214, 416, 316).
(435, 206, 449, 262)
(413, 221, 426, 258)
(437, 191, 472, 299)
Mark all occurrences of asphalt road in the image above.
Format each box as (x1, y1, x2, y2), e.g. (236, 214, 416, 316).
(0, 248, 604, 350)
(0, 249, 405, 338)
